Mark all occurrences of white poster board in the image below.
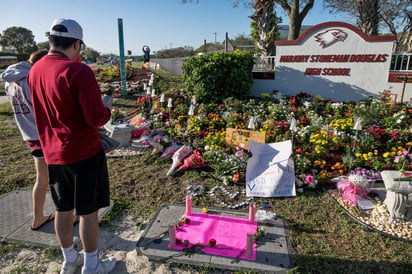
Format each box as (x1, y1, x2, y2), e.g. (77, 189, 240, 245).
(246, 140, 296, 197)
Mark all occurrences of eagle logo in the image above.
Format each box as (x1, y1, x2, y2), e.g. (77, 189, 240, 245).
(314, 29, 348, 48)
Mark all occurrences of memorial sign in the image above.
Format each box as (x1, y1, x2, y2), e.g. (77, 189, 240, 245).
(251, 22, 412, 102)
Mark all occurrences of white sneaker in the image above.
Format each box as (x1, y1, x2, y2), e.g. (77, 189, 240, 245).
(60, 252, 84, 274)
(81, 257, 116, 274)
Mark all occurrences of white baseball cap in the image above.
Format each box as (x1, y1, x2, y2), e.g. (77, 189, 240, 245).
(49, 18, 83, 41)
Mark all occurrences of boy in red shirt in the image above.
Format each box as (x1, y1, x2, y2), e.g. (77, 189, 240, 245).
(28, 18, 115, 274)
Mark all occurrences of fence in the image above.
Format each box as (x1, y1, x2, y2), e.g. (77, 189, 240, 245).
(253, 56, 276, 71)
(151, 57, 187, 75)
(152, 54, 412, 75)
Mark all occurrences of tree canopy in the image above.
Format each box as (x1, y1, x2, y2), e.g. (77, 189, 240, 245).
(36, 41, 50, 51)
(0, 26, 37, 54)
(324, 0, 412, 52)
(82, 47, 101, 63)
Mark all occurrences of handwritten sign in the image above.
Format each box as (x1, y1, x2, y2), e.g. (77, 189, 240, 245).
(225, 128, 265, 149)
(246, 140, 295, 197)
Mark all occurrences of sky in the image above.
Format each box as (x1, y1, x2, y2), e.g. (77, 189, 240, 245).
(1, 0, 353, 55)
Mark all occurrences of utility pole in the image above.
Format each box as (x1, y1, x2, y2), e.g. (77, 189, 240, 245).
(213, 32, 218, 44)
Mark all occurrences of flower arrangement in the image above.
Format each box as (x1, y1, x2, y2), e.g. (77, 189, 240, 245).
(203, 148, 248, 184)
(253, 226, 265, 241)
(393, 145, 412, 171)
(123, 87, 411, 189)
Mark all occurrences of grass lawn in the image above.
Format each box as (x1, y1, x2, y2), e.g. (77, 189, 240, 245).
(0, 68, 411, 273)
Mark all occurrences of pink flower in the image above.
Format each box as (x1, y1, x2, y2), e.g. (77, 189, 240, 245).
(176, 150, 204, 172)
(305, 175, 316, 184)
(234, 149, 244, 158)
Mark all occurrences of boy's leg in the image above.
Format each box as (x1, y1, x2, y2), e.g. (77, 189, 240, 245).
(31, 157, 50, 229)
(55, 210, 75, 248)
(79, 211, 99, 252)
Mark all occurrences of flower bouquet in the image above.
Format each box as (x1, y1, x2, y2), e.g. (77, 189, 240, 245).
(147, 140, 164, 155)
(166, 145, 192, 176)
(176, 150, 205, 172)
(160, 144, 180, 159)
(336, 174, 371, 206)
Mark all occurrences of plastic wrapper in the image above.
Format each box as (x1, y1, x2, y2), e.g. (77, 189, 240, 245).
(337, 179, 370, 206)
(129, 115, 147, 127)
(160, 144, 180, 158)
(148, 140, 164, 155)
(131, 123, 150, 139)
(176, 150, 204, 172)
(166, 145, 192, 176)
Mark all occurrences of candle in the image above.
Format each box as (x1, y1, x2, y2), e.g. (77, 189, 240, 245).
(146, 86, 151, 95)
(167, 98, 173, 108)
(168, 224, 176, 247)
(290, 117, 297, 132)
(160, 93, 165, 103)
(143, 83, 147, 90)
(151, 88, 156, 97)
(188, 105, 195, 116)
(185, 195, 192, 216)
(249, 202, 255, 223)
(247, 116, 256, 130)
(354, 117, 362, 130)
(246, 232, 253, 257)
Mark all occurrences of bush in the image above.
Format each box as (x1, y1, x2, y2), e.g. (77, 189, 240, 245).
(182, 50, 254, 103)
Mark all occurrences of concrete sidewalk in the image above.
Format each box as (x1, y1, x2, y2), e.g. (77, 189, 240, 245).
(0, 190, 113, 248)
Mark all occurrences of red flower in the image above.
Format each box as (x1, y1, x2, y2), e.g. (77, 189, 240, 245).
(232, 172, 240, 182)
(208, 239, 217, 247)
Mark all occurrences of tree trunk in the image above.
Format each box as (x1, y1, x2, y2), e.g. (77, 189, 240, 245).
(356, 0, 380, 36)
(275, 0, 314, 40)
(251, 0, 277, 56)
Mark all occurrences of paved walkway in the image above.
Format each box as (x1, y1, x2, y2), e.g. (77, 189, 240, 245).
(0, 190, 112, 248)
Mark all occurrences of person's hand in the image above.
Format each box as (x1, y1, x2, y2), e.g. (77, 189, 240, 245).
(102, 95, 113, 109)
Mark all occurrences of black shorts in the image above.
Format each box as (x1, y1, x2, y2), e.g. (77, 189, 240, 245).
(31, 149, 44, 158)
(48, 150, 110, 215)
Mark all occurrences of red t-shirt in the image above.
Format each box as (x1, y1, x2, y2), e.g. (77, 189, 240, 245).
(28, 52, 111, 164)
